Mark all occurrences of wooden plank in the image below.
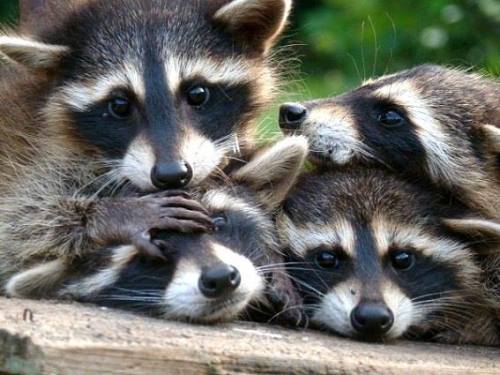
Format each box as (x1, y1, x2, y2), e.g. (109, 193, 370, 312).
(0, 297, 498, 375)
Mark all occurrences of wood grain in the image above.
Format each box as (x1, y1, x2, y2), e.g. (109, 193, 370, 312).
(0, 297, 498, 375)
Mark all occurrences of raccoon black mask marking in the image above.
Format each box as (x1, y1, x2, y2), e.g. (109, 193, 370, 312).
(280, 65, 500, 219)
(4, 137, 308, 324)
(278, 168, 500, 345)
(0, 0, 293, 292)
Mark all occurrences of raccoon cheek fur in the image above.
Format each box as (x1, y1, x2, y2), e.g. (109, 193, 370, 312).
(278, 168, 500, 345)
(281, 65, 500, 219)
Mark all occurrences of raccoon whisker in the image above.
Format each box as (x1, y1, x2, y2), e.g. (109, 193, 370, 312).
(110, 287, 166, 295)
(256, 261, 311, 271)
(285, 275, 325, 298)
(258, 267, 312, 274)
(96, 296, 164, 303)
(410, 290, 463, 302)
(266, 303, 305, 324)
(355, 143, 394, 171)
(246, 302, 272, 316)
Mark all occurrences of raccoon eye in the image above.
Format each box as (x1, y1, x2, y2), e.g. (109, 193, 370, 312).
(391, 251, 416, 271)
(212, 213, 228, 231)
(315, 250, 339, 269)
(108, 96, 132, 119)
(186, 85, 210, 107)
(378, 109, 405, 127)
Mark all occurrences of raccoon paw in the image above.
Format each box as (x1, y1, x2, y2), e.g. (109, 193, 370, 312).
(145, 193, 214, 233)
(266, 273, 307, 328)
(97, 193, 214, 244)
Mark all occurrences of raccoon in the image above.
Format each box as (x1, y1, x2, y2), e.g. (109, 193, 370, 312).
(279, 65, 500, 219)
(5, 136, 308, 323)
(0, 0, 292, 275)
(277, 168, 500, 345)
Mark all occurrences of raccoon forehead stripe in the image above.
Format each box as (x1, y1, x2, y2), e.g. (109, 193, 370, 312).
(203, 190, 261, 218)
(58, 64, 145, 111)
(371, 217, 469, 263)
(165, 56, 254, 93)
(278, 217, 355, 257)
(373, 80, 459, 183)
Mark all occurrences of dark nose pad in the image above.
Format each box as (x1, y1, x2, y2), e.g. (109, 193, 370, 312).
(151, 161, 193, 190)
(279, 103, 307, 130)
(351, 302, 394, 338)
(198, 265, 241, 299)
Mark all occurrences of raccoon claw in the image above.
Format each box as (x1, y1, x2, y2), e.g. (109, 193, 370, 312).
(151, 217, 214, 234)
(145, 190, 192, 199)
(157, 196, 210, 215)
(132, 231, 166, 260)
(266, 272, 306, 328)
(267, 287, 307, 328)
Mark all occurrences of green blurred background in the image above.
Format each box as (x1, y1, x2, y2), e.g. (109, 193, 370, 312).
(1, 1, 499, 131)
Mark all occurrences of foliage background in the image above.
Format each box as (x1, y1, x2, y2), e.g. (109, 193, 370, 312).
(1, 1, 499, 130)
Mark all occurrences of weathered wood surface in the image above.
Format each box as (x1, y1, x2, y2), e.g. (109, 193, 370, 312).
(0, 297, 498, 375)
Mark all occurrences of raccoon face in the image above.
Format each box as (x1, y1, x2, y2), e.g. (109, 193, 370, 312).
(5, 136, 308, 323)
(0, 0, 292, 191)
(278, 170, 482, 342)
(279, 65, 500, 185)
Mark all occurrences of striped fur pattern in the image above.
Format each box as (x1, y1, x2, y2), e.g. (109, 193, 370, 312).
(277, 168, 500, 345)
(282, 65, 500, 220)
(3, 136, 308, 323)
(0, 0, 292, 288)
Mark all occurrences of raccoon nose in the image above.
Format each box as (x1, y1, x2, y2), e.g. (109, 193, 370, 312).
(198, 265, 241, 299)
(151, 162, 193, 189)
(351, 302, 394, 337)
(279, 103, 307, 130)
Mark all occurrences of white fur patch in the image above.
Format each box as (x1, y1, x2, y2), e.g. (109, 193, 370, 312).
(233, 136, 308, 209)
(57, 64, 145, 111)
(61, 245, 137, 298)
(371, 217, 468, 264)
(165, 56, 252, 94)
(120, 135, 156, 191)
(181, 129, 225, 187)
(5, 259, 66, 297)
(373, 80, 459, 184)
(301, 107, 362, 165)
(442, 218, 500, 240)
(202, 190, 261, 218)
(312, 280, 359, 336)
(119, 129, 224, 191)
(278, 217, 355, 258)
(162, 244, 263, 323)
(213, 243, 264, 303)
(484, 124, 500, 153)
(0, 35, 69, 69)
(382, 281, 414, 339)
(214, 0, 292, 51)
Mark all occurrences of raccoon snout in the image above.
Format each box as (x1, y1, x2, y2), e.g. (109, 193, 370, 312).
(279, 103, 307, 130)
(350, 302, 394, 339)
(198, 264, 242, 299)
(151, 161, 193, 189)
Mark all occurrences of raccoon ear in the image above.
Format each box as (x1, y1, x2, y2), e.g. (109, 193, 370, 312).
(233, 136, 308, 210)
(483, 124, 500, 153)
(442, 218, 500, 243)
(0, 36, 69, 70)
(213, 0, 292, 53)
